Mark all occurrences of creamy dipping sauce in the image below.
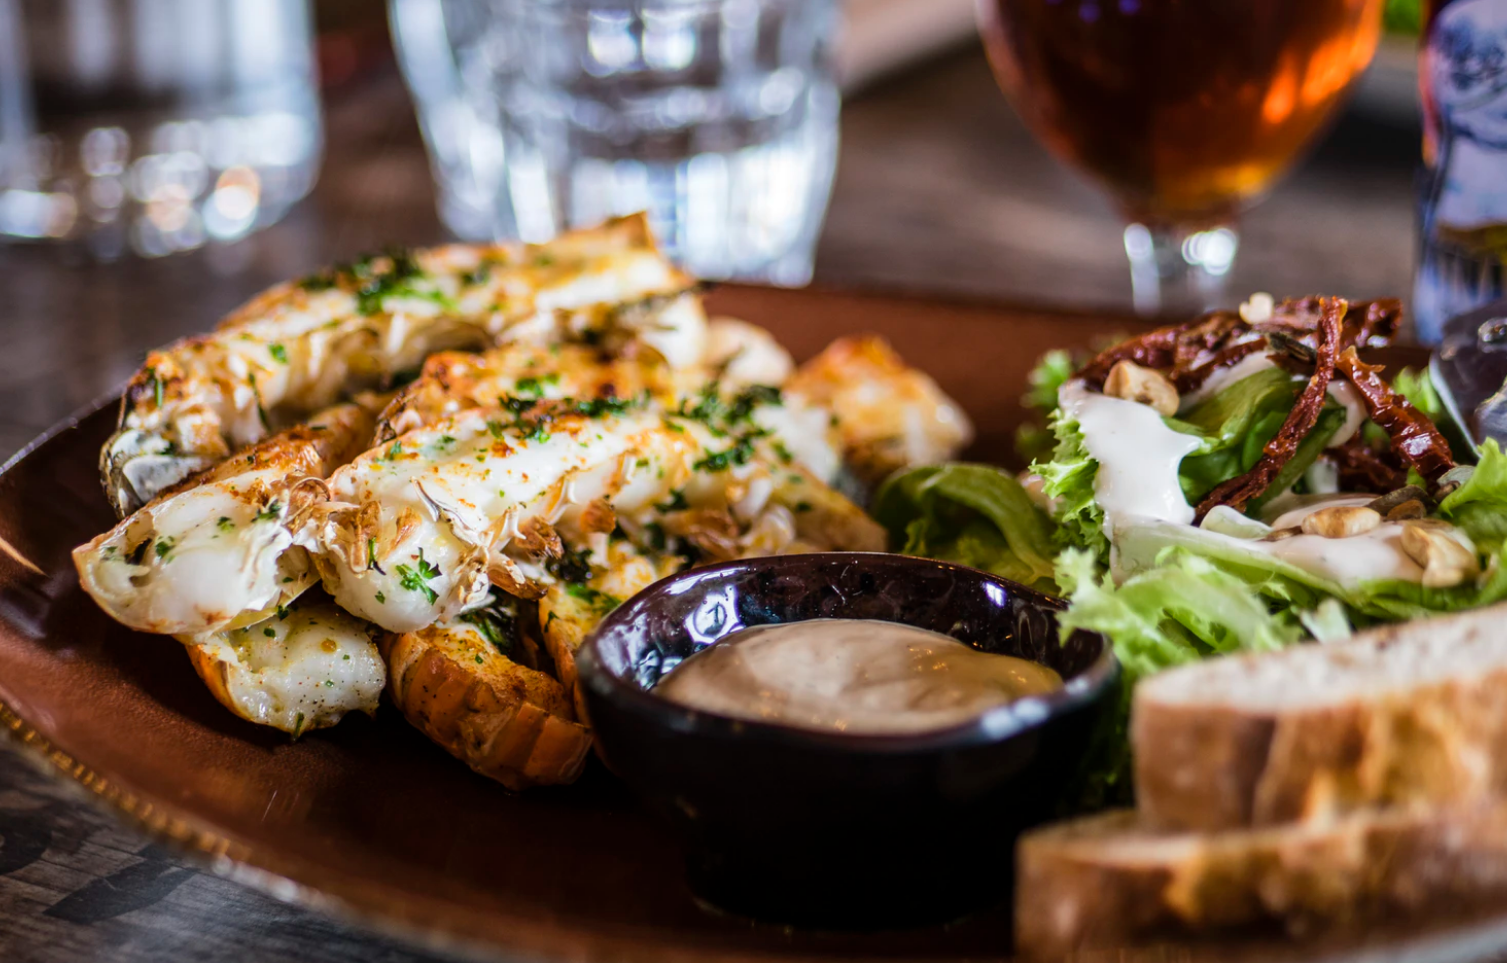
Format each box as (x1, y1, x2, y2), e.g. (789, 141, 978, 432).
(654, 619, 1064, 735)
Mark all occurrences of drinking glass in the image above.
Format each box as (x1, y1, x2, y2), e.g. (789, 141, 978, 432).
(389, 0, 841, 285)
(977, 0, 1385, 314)
(0, 0, 323, 259)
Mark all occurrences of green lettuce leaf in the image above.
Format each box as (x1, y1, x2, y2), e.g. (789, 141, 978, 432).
(1034, 408, 1108, 559)
(1053, 546, 1304, 809)
(1441, 440, 1507, 552)
(1016, 349, 1078, 462)
(1057, 546, 1303, 685)
(1032, 365, 1343, 561)
(1393, 366, 1474, 460)
(1172, 366, 1345, 506)
(871, 463, 1058, 591)
(1024, 349, 1076, 413)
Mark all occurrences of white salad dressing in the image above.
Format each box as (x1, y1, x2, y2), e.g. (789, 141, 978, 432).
(1059, 380, 1201, 533)
(1325, 380, 1368, 448)
(1180, 352, 1277, 407)
(1216, 495, 1422, 585)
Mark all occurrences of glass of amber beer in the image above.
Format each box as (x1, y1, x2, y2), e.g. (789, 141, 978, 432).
(978, 0, 1384, 314)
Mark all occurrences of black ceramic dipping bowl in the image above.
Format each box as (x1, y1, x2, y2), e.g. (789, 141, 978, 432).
(578, 552, 1118, 930)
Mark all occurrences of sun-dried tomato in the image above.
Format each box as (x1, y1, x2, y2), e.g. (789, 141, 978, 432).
(1329, 439, 1408, 493)
(1193, 297, 1347, 520)
(1076, 326, 1183, 388)
(1334, 347, 1455, 481)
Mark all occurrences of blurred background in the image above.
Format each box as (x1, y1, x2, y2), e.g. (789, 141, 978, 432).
(0, 0, 1431, 456)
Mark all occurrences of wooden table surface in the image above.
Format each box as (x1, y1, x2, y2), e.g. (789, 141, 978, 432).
(0, 44, 1422, 963)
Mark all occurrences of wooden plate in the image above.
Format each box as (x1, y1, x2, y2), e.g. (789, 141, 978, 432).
(0, 286, 1485, 963)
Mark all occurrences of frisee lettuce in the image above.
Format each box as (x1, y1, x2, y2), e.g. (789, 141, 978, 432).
(1016, 348, 1077, 462)
(1035, 408, 1108, 558)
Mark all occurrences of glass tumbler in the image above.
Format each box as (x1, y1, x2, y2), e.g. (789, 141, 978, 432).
(0, 0, 323, 259)
(389, 0, 841, 285)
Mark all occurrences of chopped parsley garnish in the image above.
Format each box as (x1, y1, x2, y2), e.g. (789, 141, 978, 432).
(375, 591, 386, 604)
(263, 627, 276, 638)
(354, 249, 426, 315)
(367, 537, 385, 574)
(298, 272, 337, 292)
(253, 501, 282, 523)
(395, 548, 442, 605)
(568, 391, 646, 419)
(247, 374, 270, 431)
(276, 605, 289, 620)
(643, 521, 668, 552)
(268, 342, 288, 364)
(153, 536, 176, 561)
(732, 384, 781, 418)
(217, 516, 235, 531)
(460, 257, 501, 286)
(145, 367, 165, 408)
(693, 431, 766, 473)
(657, 487, 689, 512)
(515, 373, 559, 397)
(565, 583, 622, 614)
(546, 545, 593, 584)
(460, 600, 521, 656)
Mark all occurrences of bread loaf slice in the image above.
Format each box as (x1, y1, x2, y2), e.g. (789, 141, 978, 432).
(1132, 602, 1507, 831)
(1014, 802, 1507, 958)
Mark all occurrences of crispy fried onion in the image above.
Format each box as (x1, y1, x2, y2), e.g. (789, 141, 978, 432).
(1334, 347, 1456, 482)
(1192, 297, 1347, 521)
(1076, 298, 1402, 394)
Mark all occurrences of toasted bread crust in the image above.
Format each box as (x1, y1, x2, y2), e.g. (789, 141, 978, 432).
(1015, 803, 1507, 957)
(1134, 605, 1507, 830)
(382, 624, 591, 790)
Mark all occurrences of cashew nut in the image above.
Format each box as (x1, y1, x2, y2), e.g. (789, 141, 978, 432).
(1104, 360, 1180, 416)
(1239, 292, 1275, 324)
(1301, 506, 1382, 539)
(1400, 522, 1480, 588)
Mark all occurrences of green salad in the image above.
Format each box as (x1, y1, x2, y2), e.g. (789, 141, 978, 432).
(874, 295, 1507, 804)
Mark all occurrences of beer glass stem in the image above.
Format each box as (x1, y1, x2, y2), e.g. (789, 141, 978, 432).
(1123, 222, 1239, 316)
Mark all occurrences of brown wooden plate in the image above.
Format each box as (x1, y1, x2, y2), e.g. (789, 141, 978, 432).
(1, 286, 1488, 963)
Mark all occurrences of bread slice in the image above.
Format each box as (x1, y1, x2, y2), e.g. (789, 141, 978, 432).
(1014, 802, 1507, 957)
(1132, 602, 1507, 831)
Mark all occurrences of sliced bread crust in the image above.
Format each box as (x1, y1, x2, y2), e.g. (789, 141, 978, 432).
(1015, 802, 1507, 958)
(1132, 602, 1507, 831)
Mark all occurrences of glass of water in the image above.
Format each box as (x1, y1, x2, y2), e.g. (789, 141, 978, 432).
(0, 0, 322, 259)
(389, 0, 841, 285)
